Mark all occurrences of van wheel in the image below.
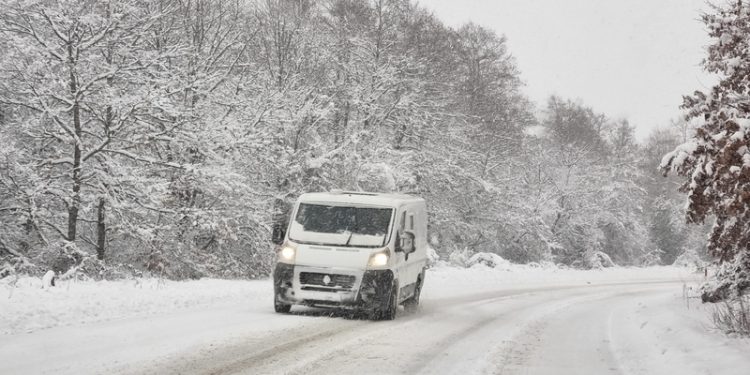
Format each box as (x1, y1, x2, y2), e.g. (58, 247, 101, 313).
(404, 278, 422, 313)
(274, 296, 291, 313)
(373, 285, 398, 321)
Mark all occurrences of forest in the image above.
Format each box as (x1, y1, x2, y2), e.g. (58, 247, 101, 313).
(0, 0, 708, 280)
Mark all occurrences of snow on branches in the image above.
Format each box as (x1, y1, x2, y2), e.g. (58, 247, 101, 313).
(661, 0, 750, 299)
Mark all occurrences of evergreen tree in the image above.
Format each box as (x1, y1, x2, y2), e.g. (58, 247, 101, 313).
(661, 0, 750, 300)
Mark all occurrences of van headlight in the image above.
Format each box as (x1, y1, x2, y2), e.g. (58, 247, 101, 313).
(278, 243, 296, 264)
(368, 249, 390, 267)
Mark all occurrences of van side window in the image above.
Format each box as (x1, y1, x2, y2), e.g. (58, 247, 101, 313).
(400, 211, 406, 231)
(409, 214, 414, 231)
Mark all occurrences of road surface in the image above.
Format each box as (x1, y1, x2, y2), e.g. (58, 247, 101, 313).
(2, 278, 748, 374)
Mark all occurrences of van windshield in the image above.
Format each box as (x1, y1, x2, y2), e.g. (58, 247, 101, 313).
(289, 203, 393, 247)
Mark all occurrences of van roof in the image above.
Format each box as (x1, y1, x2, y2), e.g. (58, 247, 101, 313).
(298, 191, 424, 207)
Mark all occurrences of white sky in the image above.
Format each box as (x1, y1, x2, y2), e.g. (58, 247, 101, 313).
(418, 0, 716, 140)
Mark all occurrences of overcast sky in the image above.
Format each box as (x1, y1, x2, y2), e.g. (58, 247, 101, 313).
(419, 0, 715, 140)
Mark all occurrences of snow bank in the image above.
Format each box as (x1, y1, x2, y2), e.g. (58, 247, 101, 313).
(466, 252, 512, 269)
(423, 262, 698, 300)
(0, 277, 269, 335)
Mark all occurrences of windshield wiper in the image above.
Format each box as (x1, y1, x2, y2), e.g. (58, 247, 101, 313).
(344, 231, 354, 246)
(344, 209, 358, 246)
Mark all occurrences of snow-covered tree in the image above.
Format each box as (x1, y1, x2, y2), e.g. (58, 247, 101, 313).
(0, 0, 185, 265)
(661, 1, 750, 300)
(543, 96, 608, 153)
(0, 0, 682, 278)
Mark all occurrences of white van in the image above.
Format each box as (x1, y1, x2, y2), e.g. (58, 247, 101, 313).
(272, 191, 428, 320)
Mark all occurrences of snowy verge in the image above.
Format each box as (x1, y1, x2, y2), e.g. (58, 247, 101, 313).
(424, 261, 701, 299)
(1, 264, 701, 335)
(0, 277, 270, 335)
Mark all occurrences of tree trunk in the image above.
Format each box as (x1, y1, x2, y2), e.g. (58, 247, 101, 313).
(68, 112, 81, 241)
(67, 42, 82, 242)
(97, 6, 111, 260)
(96, 198, 106, 260)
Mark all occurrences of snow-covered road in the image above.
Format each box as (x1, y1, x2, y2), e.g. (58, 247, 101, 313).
(2, 267, 749, 374)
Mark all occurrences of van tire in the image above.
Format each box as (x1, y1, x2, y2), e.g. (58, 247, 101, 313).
(374, 284, 398, 321)
(274, 296, 291, 313)
(404, 277, 422, 313)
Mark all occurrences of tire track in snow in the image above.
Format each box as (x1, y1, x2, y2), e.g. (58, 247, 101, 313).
(492, 286, 676, 375)
(147, 281, 687, 375)
(284, 287, 635, 375)
(157, 317, 368, 375)
(152, 289, 551, 374)
(286, 294, 533, 375)
(412, 288, 632, 375)
(150, 289, 543, 374)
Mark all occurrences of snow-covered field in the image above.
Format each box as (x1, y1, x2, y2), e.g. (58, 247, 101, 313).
(1, 264, 748, 374)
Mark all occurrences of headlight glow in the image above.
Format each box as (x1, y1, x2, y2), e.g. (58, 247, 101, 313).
(368, 251, 389, 267)
(279, 245, 296, 262)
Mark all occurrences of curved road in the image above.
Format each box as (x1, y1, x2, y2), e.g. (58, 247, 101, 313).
(4, 279, 748, 375)
(142, 281, 742, 375)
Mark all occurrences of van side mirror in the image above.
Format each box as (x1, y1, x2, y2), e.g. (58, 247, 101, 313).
(271, 224, 286, 245)
(397, 231, 415, 254)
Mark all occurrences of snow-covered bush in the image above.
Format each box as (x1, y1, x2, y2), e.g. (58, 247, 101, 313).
(467, 252, 512, 269)
(583, 250, 616, 269)
(712, 296, 750, 337)
(447, 248, 471, 268)
(0, 262, 14, 279)
(426, 246, 440, 268)
(639, 249, 665, 267)
(37, 242, 88, 276)
(673, 247, 705, 268)
(702, 252, 750, 302)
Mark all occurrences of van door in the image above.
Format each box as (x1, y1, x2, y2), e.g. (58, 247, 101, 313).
(393, 207, 409, 296)
(395, 205, 421, 299)
(405, 208, 422, 284)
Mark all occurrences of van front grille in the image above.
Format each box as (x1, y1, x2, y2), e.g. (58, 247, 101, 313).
(299, 272, 356, 289)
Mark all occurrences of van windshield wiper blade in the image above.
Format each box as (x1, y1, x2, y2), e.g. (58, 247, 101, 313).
(344, 230, 354, 246)
(344, 209, 358, 246)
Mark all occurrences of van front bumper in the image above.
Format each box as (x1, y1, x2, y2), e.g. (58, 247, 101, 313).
(273, 263, 393, 309)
